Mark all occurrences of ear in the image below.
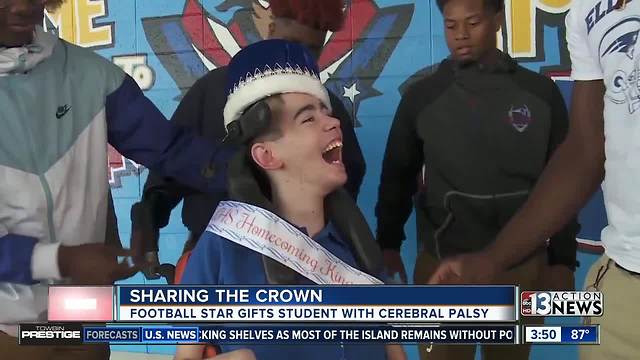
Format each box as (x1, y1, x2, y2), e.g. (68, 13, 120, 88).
(494, 10, 505, 32)
(268, 21, 276, 39)
(251, 142, 283, 171)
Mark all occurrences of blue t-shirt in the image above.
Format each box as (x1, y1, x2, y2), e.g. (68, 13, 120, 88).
(181, 222, 388, 360)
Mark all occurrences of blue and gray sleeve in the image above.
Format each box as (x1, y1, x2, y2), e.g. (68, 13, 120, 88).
(0, 234, 53, 284)
(105, 75, 236, 195)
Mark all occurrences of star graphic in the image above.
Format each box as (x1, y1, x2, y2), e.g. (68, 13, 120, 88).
(343, 82, 361, 104)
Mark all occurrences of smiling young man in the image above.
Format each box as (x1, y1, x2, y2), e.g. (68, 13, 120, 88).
(0, 0, 233, 358)
(131, 0, 365, 267)
(176, 39, 404, 360)
(375, 0, 578, 359)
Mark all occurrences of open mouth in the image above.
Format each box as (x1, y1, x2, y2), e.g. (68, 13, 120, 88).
(322, 140, 343, 165)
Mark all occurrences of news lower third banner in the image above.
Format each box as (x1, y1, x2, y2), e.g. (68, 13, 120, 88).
(19, 323, 520, 345)
(116, 286, 517, 322)
(46, 285, 517, 323)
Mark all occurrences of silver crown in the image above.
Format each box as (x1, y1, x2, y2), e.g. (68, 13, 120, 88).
(229, 62, 319, 95)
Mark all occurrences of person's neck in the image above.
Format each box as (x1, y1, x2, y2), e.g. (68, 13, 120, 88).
(476, 47, 500, 66)
(271, 182, 326, 238)
(454, 48, 507, 71)
(0, 35, 34, 48)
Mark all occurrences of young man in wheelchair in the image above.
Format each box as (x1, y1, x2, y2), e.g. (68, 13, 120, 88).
(175, 39, 405, 360)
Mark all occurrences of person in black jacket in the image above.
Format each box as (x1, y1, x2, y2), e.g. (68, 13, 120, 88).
(131, 0, 365, 261)
(375, 0, 579, 359)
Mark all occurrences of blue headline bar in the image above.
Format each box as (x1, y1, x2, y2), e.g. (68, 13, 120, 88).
(117, 286, 515, 305)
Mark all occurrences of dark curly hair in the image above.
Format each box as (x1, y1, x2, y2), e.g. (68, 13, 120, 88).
(269, 0, 345, 32)
(436, 0, 504, 13)
(45, 0, 65, 11)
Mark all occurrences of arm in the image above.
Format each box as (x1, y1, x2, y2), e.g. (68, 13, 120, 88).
(430, 81, 604, 284)
(330, 95, 366, 200)
(106, 75, 235, 195)
(140, 74, 212, 228)
(0, 216, 143, 287)
(429, 7, 606, 284)
(105, 190, 122, 249)
(375, 90, 424, 283)
(484, 5, 605, 274)
(0, 234, 39, 284)
(0, 231, 140, 285)
(375, 91, 424, 251)
(488, 80, 604, 273)
(546, 82, 580, 271)
(132, 75, 212, 258)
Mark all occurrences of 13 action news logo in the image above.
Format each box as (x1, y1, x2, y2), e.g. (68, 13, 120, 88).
(19, 323, 83, 345)
(521, 292, 603, 317)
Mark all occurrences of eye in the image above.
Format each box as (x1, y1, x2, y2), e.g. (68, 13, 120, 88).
(302, 117, 314, 124)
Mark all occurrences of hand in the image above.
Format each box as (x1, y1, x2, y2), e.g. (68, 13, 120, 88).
(130, 201, 161, 275)
(58, 244, 143, 285)
(131, 228, 161, 280)
(541, 264, 575, 291)
(428, 250, 498, 285)
(209, 349, 256, 360)
(385, 344, 407, 360)
(383, 249, 407, 284)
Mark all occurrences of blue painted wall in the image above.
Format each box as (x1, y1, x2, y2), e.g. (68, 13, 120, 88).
(45, 0, 605, 358)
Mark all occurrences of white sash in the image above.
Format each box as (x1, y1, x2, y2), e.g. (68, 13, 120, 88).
(207, 201, 383, 285)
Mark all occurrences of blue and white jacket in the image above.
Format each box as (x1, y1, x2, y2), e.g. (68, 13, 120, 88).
(0, 28, 231, 334)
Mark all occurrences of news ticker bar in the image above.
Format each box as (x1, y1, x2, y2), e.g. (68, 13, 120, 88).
(20, 324, 520, 345)
(21, 323, 600, 346)
(523, 325, 600, 345)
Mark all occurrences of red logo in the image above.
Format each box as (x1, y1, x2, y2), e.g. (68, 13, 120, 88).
(521, 291, 534, 315)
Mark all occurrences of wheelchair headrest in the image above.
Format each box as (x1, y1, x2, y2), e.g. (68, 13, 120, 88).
(225, 101, 272, 146)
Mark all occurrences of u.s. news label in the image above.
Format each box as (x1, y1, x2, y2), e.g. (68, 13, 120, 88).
(521, 291, 603, 317)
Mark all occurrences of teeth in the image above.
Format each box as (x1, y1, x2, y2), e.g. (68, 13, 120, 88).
(323, 141, 343, 153)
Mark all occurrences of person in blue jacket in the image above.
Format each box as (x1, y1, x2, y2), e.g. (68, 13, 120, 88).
(176, 39, 406, 360)
(0, 0, 232, 357)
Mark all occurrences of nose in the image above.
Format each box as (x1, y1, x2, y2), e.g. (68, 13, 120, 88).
(9, 0, 39, 15)
(9, 0, 37, 16)
(322, 113, 341, 132)
(454, 23, 470, 40)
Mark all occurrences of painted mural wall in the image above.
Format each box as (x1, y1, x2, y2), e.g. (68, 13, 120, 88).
(42, 0, 606, 358)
